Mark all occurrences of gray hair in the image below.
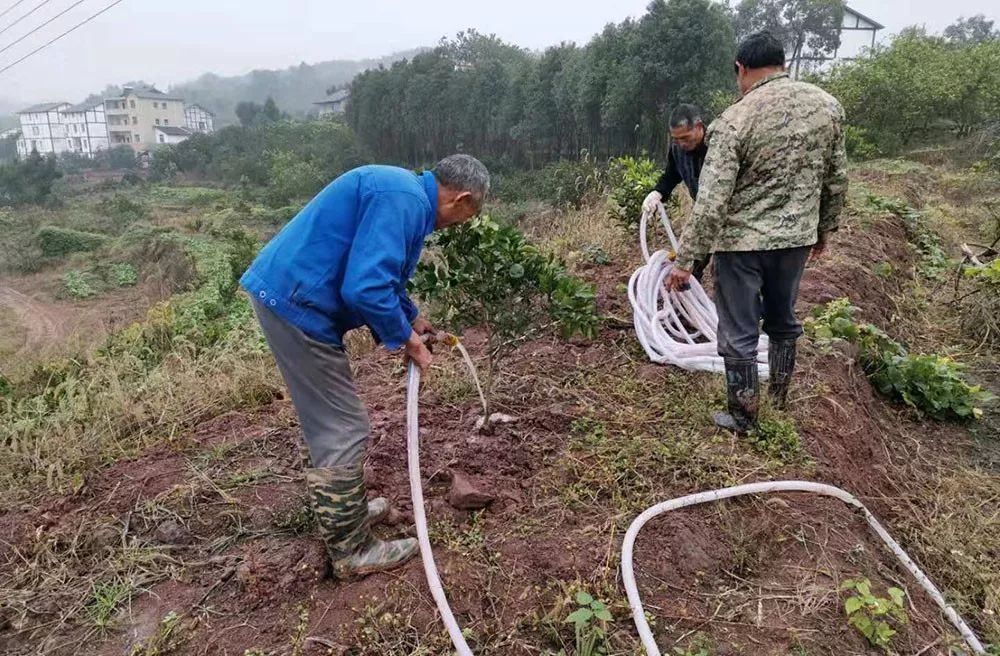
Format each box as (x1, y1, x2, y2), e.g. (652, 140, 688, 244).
(432, 154, 491, 204)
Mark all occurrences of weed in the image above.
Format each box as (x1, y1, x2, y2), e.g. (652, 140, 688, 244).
(223, 468, 269, 488)
(86, 579, 132, 629)
(746, 415, 803, 461)
(128, 611, 184, 656)
(873, 261, 893, 279)
(866, 195, 952, 280)
(272, 500, 316, 536)
(839, 578, 908, 649)
(806, 298, 993, 419)
(581, 244, 611, 265)
(110, 262, 139, 287)
(564, 590, 613, 656)
(63, 269, 101, 298)
(429, 511, 488, 557)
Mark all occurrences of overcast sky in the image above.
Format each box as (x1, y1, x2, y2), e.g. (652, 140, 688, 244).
(0, 0, 996, 103)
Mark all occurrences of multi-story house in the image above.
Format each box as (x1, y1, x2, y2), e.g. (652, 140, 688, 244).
(184, 104, 215, 134)
(16, 102, 71, 157)
(60, 101, 109, 156)
(104, 86, 186, 151)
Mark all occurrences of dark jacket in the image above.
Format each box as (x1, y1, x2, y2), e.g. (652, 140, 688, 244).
(654, 140, 708, 200)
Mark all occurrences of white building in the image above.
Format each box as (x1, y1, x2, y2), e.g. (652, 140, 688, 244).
(184, 104, 215, 134)
(790, 5, 884, 77)
(154, 125, 195, 145)
(314, 89, 350, 117)
(60, 101, 109, 157)
(16, 102, 71, 157)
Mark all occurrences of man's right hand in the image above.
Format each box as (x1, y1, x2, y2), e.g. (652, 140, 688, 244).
(642, 190, 663, 214)
(403, 331, 433, 373)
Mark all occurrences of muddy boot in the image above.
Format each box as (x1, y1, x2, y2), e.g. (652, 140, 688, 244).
(713, 357, 759, 434)
(306, 465, 417, 579)
(768, 338, 797, 410)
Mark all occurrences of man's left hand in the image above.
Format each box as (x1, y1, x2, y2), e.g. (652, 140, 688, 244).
(666, 265, 692, 291)
(411, 316, 435, 336)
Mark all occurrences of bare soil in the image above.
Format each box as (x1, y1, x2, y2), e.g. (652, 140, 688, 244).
(0, 205, 991, 655)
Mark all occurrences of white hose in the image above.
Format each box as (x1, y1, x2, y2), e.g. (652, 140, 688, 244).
(621, 481, 988, 656)
(406, 348, 987, 655)
(629, 203, 769, 377)
(407, 362, 474, 656)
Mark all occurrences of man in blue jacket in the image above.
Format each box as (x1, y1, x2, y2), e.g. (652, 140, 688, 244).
(241, 154, 490, 578)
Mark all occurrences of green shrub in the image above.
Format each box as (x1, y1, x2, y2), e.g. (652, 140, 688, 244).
(536, 153, 606, 209)
(97, 193, 149, 231)
(806, 299, 992, 420)
(843, 125, 879, 160)
(607, 155, 660, 229)
(62, 270, 100, 299)
(110, 262, 138, 287)
(36, 225, 108, 257)
(412, 215, 599, 419)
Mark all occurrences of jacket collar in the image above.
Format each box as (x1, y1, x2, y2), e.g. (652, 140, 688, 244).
(421, 170, 439, 235)
(747, 71, 789, 95)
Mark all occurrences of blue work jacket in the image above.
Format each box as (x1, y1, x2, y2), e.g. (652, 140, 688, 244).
(240, 165, 437, 349)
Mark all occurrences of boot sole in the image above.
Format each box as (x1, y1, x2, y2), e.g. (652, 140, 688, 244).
(333, 549, 419, 580)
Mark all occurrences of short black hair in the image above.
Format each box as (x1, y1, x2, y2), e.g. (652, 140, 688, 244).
(735, 31, 786, 71)
(669, 104, 703, 129)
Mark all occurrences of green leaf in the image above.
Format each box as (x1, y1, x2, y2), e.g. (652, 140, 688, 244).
(845, 597, 864, 615)
(887, 587, 905, 607)
(856, 579, 872, 597)
(575, 591, 594, 606)
(593, 609, 613, 622)
(565, 607, 593, 627)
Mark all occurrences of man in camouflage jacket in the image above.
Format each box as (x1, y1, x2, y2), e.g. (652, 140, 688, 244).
(667, 31, 848, 432)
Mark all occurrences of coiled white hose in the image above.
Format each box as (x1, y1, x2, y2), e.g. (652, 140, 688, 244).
(406, 349, 987, 656)
(629, 203, 769, 376)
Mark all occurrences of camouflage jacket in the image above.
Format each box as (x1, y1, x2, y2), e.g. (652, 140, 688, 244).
(675, 72, 848, 270)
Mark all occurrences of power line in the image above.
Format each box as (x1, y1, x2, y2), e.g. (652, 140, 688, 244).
(0, 0, 33, 22)
(0, 0, 127, 76)
(0, 0, 55, 38)
(0, 0, 101, 60)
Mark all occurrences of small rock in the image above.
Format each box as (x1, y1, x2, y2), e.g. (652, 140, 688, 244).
(474, 413, 517, 432)
(154, 520, 190, 544)
(447, 470, 495, 510)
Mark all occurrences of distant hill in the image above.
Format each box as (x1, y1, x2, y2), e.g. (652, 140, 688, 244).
(167, 49, 425, 125)
(0, 96, 27, 131)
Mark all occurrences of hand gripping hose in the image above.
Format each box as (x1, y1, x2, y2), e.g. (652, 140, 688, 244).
(628, 202, 769, 376)
(406, 355, 987, 655)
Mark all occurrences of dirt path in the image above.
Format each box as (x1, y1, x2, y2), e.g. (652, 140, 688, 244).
(0, 286, 72, 358)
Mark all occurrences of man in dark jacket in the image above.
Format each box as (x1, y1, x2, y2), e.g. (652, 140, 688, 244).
(241, 154, 490, 578)
(643, 103, 711, 279)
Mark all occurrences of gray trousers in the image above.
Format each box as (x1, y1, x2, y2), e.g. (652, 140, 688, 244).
(714, 246, 811, 360)
(252, 298, 370, 468)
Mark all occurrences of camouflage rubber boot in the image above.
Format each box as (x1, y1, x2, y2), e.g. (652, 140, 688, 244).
(768, 339, 797, 410)
(298, 446, 388, 524)
(305, 465, 417, 579)
(712, 357, 760, 434)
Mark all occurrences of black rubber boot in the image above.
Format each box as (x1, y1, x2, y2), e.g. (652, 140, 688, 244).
(713, 357, 759, 434)
(768, 338, 797, 410)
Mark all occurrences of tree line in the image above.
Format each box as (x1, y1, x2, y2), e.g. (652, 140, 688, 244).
(347, 0, 739, 167)
(348, 0, 999, 167)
